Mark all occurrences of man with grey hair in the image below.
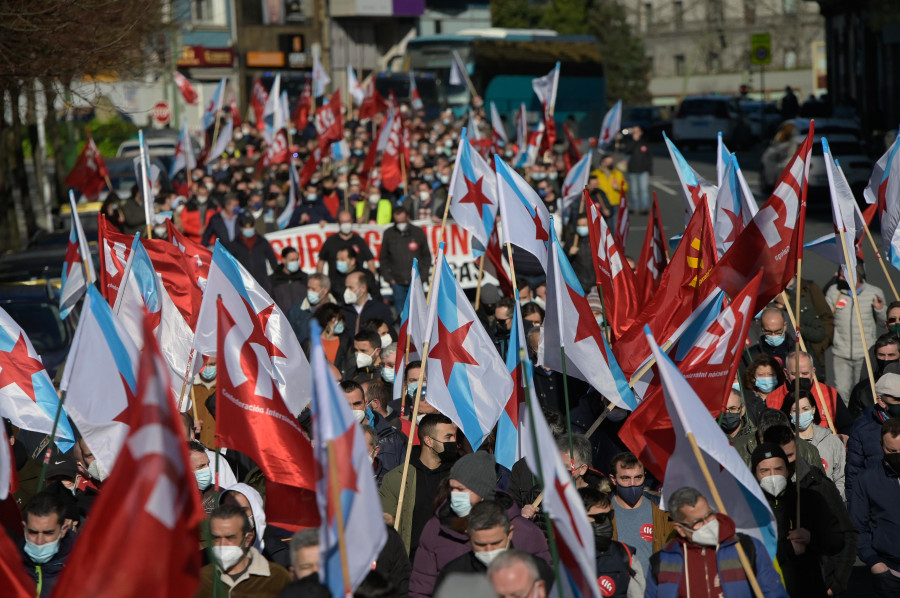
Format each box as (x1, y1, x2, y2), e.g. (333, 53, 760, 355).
(288, 527, 320, 581)
(645, 487, 787, 597)
(288, 272, 337, 344)
(487, 550, 547, 598)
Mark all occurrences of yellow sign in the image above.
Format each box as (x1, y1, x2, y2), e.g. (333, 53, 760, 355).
(246, 51, 285, 68)
(751, 33, 771, 66)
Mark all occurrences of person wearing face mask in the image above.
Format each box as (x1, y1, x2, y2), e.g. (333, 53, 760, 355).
(565, 214, 595, 294)
(772, 276, 833, 380)
(490, 297, 516, 357)
(645, 486, 788, 598)
(268, 247, 308, 314)
(826, 264, 887, 402)
(379, 207, 432, 315)
(308, 304, 350, 366)
(341, 380, 406, 472)
(316, 210, 377, 289)
(736, 408, 826, 474)
(226, 213, 279, 294)
(19, 491, 76, 597)
(287, 273, 336, 346)
(355, 185, 393, 225)
(746, 306, 814, 371)
(607, 452, 675, 576)
(342, 271, 393, 336)
(345, 331, 383, 382)
(409, 452, 550, 598)
(720, 385, 758, 454)
(743, 353, 785, 403)
(579, 488, 646, 598)
(197, 505, 291, 597)
(219, 483, 293, 569)
(849, 333, 900, 418)
(751, 444, 842, 598)
(849, 417, 900, 596)
(768, 351, 853, 435)
(202, 193, 241, 246)
(847, 372, 900, 494)
(287, 182, 335, 229)
(435, 501, 556, 594)
(189, 441, 219, 514)
(782, 387, 848, 497)
(380, 414, 459, 556)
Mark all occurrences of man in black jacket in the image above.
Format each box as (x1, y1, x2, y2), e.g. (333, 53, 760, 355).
(270, 246, 308, 313)
(379, 207, 431, 315)
(343, 271, 393, 334)
(623, 126, 652, 214)
(19, 491, 76, 597)
(228, 213, 279, 293)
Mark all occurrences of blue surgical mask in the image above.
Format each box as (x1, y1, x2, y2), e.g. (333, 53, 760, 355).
(307, 290, 321, 305)
(195, 467, 212, 491)
(792, 411, 815, 430)
(537, 188, 548, 199)
(576, 226, 589, 237)
(382, 368, 395, 383)
(241, 227, 255, 238)
(24, 537, 61, 564)
(200, 366, 216, 381)
(332, 321, 345, 335)
(450, 491, 473, 517)
(764, 332, 785, 347)
(407, 381, 425, 398)
(336, 261, 349, 274)
(286, 261, 300, 273)
(755, 376, 778, 393)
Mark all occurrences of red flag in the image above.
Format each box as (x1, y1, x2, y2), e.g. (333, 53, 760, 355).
(215, 297, 319, 529)
(586, 199, 639, 340)
(65, 131, 108, 199)
(381, 112, 406, 191)
(292, 79, 312, 131)
(483, 224, 513, 297)
(359, 80, 388, 120)
(707, 126, 814, 314)
(614, 192, 630, 248)
(52, 314, 203, 598)
(228, 91, 242, 129)
(612, 201, 717, 378)
(174, 71, 198, 105)
(260, 129, 290, 172)
(619, 272, 762, 479)
(313, 89, 344, 144)
(251, 78, 268, 131)
(858, 203, 877, 260)
(562, 123, 581, 171)
(635, 193, 668, 306)
(0, 511, 33, 597)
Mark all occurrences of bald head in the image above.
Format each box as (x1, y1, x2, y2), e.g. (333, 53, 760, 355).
(760, 307, 786, 338)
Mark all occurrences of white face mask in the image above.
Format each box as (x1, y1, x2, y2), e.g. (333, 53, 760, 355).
(690, 518, 720, 547)
(760, 474, 787, 497)
(344, 288, 359, 304)
(87, 459, 108, 482)
(352, 408, 367, 424)
(369, 194, 380, 203)
(419, 191, 430, 201)
(356, 351, 374, 368)
(380, 334, 392, 348)
(213, 544, 246, 571)
(474, 544, 509, 566)
(396, 222, 408, 232)
(339, 222, 353, 235)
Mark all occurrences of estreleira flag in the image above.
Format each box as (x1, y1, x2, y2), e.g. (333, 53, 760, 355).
(646, 322, 778, 560)
(598, 99, 622, 147)
(541, 223, 636, 410)
(393, 260, 428, 402)
(449, 50, 467, 87)
(586, 200, 640, 340)
(0, 307, 75, 451)
(65, 131, 109, 199)
(531, 62, 560, 149)
(560, 151, 592, 219)
(635, 194, 668, 306)
(312, 50, 330, 97)
(171, 118, 196, 178)
(824, 137, 863, 284)
(216, 297, 319, 528)
(409, 70, 424, 111)
(664, 132, 718, 225)
(262, 74, 282, 144)
(521, 361, 601, 598)
(348, 64, 365, 105)
(424, 250, 512, 450)
(174, 71, 198, 105)
(496, 155, 551, 270)
(52, 314, 204, 598)
(713, 153, 756, 258)
(203, 77, 227, 131)
(309, 321, 387, 596)
(449, 132, 499, 255)
(194, 241, 312, 415)
(60, 286, 140, 473)
(707, 125, 814, 314)
(496, 292, 531, 471)
(60, 191, 96, 318)
(490, 102, 508, 146)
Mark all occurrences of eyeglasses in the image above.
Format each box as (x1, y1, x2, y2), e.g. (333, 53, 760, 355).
(724, 406, 742, 414)
(674, 511, 716, 531)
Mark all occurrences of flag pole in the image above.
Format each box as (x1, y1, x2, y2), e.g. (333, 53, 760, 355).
(653, 192, 670, 261)
(36, 391, 67, 491)
(792, 264, 804, 529)
(686, 432, 765, 598)
(393, 339, 430, 530)
(585, 404, 612, 438)
(780, 290, 837, 434)
(328, 440, 353, 596)
(473, 254, 486, 311)
(837, 228, 878, 404)
(138, 129, 153, 239)
(519, 349, 567, 598)
(177, 348, 197, 412)
(861, 218, 900, 301)
(399, 329, 412, 418)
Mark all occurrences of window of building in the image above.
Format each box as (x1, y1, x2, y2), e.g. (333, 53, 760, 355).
(744, 0, 756, 24)
(675, 54, 686, 76)
(674, 1, 683, 28)
(707, 0, 724, 23)
(644, 3, 653, 31)
(192, 0, 226, 25)
(707, 52, 720, 73)
(784, 50, 797, 69)
(646, 55, 655, 76)
(783, 0, 798, 14)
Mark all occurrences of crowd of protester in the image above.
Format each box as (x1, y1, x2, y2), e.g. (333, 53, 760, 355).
(7, 102, 900, 598)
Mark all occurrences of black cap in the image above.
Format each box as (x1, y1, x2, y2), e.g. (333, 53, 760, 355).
(750, 443, 787, 473)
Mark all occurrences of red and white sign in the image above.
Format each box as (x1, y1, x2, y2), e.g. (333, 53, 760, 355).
(265, 220, 496, 292)
(152, 101, 171, 125)
(639, 523, 654, 542)
(598, 576, 616, 598)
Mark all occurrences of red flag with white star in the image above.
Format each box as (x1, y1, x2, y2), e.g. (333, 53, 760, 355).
(634, 193, 668, 306)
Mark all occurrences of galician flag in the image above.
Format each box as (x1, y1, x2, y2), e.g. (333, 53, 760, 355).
(60, 190, 96, 318)
(449, 130, 499, 255)
(598, 99, 622, 147)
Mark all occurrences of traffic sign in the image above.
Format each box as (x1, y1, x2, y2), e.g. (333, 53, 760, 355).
(751, 33, 771, 66)
(152, 101, 171, 125)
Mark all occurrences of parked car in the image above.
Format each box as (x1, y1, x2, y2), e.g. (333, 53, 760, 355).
(760, 118, 873, 200)
(739, 100, 781, 139)
(621, 105, 672, 140)
(0, 283, 77, 379)
(671, 95, 752, 149)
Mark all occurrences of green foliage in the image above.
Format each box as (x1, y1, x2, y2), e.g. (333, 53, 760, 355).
(491, 0, 651, 105)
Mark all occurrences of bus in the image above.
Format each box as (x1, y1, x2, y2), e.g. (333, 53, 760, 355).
(402, 28, 606, 138)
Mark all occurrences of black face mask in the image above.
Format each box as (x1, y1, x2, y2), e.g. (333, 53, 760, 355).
(877, 358, 899, 375)
(719, 412, 741, 433)
(591, 516, 614, 552)
(885, 452, 900, 473)
(836, 279, 851, 292)
(431, 439, 458, 463)
(884, 403, 900, 419)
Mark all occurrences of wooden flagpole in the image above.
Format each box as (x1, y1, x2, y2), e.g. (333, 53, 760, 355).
(473, 254, 486, 311)
(837, 228, 878, 404)
(860, 217, 900, 301)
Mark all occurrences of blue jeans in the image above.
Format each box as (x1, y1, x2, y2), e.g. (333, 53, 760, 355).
(628, 171, 650, 212)
(391, 283, 410, 318)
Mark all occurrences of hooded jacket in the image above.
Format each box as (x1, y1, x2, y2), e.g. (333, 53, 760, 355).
(825, 281, 887, 360)
(409, 491, 550, 598)
(805, 424, 846, 499)
(20, 530, 76, 598)
(221, 483, 290, 569)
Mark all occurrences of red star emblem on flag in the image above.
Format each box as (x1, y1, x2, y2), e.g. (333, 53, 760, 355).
(553, 476, 585, 546)
(686, 183, 707, 210)
(566, 284, 601, 344)
(722, 208, 743, 244)
(0, 334, 45, 402)
(458, 175, 493, 218)
(429, 319, 479, 385)
(532, 210, 549, 244)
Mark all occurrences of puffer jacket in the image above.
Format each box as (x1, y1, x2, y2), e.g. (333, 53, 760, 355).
(825, 282, 887, 360)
